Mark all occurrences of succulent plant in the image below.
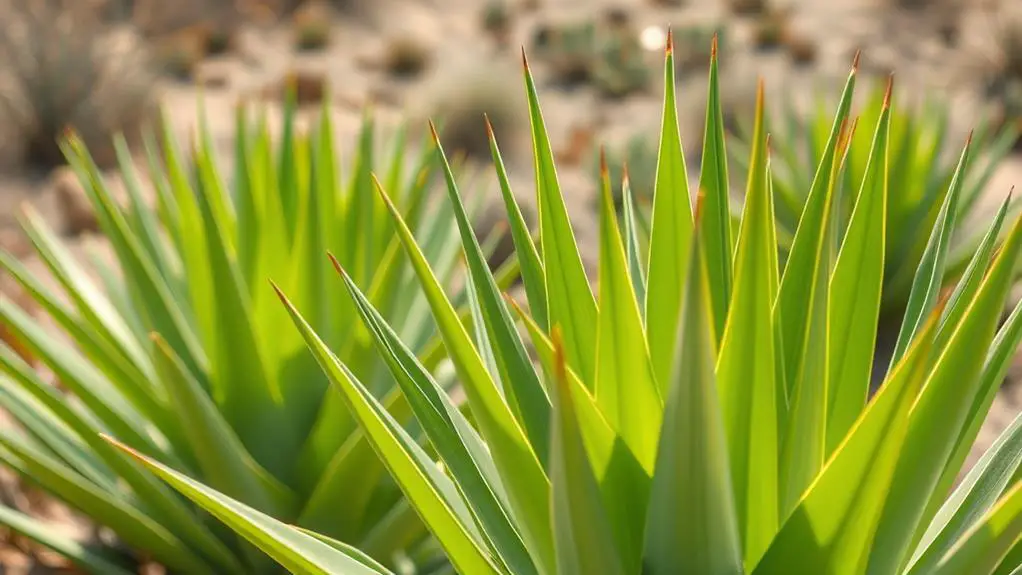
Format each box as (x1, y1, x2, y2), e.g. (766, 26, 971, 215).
(0, 92, 511, 573)
(785, 32, 817, 67)
(544, 20, 599, 87)
(482, 0, 513, 45)
(592, 31, 650, 98)
(672, 24, 727, 75)
(292, 0, 332, 51)
(751, 6, 790, 52)
(99, 36, 1022, 575)
(203, 25, 235, 55)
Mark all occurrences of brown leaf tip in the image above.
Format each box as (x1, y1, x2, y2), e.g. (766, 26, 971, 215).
(269, 280, 288, 303)
(966, 129, 974, 147)
(521, 47, 530, 71)
(599, 146, 609, 180)
(852, 49, 861, 72)
(622, 161, 631, 186)
(484, 113, 494, 139)
(428, 120, 441, 144)
(666, 26, 674, 56)
(883, 75, 894, 110)
(327, 252, 343, 273)
(693, 190, 707, 229)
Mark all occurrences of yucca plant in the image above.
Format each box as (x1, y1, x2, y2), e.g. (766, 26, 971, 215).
(0, 93, 516, 573)
(104, 35, 1022, 574)
(734, 81, 1021, 319)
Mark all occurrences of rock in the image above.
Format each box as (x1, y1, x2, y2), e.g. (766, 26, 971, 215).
(50, 167, 98, 236)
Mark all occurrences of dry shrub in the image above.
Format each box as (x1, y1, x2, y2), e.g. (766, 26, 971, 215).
(292, 0, 333, 51)
(0, 0, 156, 170)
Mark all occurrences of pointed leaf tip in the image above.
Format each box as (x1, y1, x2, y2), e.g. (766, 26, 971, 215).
(883, 75, 894, 109)
(852, 49, 861, 72)
(711, 32, 718, 59)
(269, 280, 288, 304)
(428, 120, 441, 143)
(521, 47, 530, 70)
(100, 433, 140, 459)
(369, 173, 393, 207)
(599, 146, 609, 178)
(666, 26, 674, 55)
(326, 252, 346, 278)
(484, 113, 494, 137)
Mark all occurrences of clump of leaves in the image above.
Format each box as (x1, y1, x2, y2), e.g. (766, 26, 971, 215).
(482, 0, 513, 45)
(0, 0, 155, 169)
(542, 20, 599, 87)
(0, 89, 512, 573)
(592, 31, 650, 98)
(533, 17, 650, 97)
(734, 80, 1020, 322)
(109, 34, 1022, 575)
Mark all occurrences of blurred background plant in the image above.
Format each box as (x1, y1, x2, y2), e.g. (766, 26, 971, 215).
(0, 93, 513, 573)
(0, 0, 156, 170)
